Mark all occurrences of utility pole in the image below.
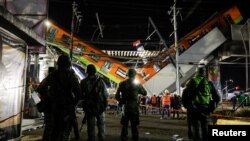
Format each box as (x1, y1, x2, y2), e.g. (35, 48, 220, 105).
(70, 1, 82, 60)
(169, 0, 182, 95)
(240, 19, 250, 91)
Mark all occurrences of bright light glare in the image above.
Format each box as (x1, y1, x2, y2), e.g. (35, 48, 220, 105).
(133, 78, 140, 85)
(45, 20, 51, 27)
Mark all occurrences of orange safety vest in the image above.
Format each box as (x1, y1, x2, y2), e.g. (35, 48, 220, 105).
(151, 96, 157, 104)
(162, 95, 171, 105)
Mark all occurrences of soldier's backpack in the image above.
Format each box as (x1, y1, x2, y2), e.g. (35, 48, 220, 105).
(83, 78, 107, 116)
(182, 77, 219, 113)
(193, 77, 212, 105)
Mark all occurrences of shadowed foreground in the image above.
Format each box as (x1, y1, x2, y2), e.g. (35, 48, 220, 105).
(22, 111, 189, 141)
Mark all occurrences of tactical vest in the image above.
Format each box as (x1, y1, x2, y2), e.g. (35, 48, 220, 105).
(192, 76, 212, 105)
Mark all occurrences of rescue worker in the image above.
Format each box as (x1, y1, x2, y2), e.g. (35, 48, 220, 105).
(171, 94, 182, 119)
(182, 65, 220, 141)
(139, 96, 147, 115)
(80, 64, 108, 141)
(115, 68, 147, 141)
(150, 94, 157, 114)
(161, 89, 171, 119)
(156, 94, 162, 114)
(231, 93, 238, 110)
(36, 54, 82, 141)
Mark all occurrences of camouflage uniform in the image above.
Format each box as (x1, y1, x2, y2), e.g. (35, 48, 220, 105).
(115, 69, 147, 141)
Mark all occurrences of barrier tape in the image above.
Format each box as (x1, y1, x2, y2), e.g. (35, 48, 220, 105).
(138, 104, 250, 121)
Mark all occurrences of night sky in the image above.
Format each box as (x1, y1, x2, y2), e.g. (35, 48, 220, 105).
(48, 0, 250, 92)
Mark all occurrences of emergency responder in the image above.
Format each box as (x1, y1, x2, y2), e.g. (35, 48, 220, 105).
(161, 89, 171, 119)
(150, 94, 157, 114)
(80, 64, 108, 141)
(182, 65, 220, 141)
(36, 54, 82, 141)
(115, 68, 147, 141)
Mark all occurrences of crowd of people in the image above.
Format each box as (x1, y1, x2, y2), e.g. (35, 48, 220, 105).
(34, 54, 222, 141)
(138, 90, 182, 119)
(35, 54, 149, 141)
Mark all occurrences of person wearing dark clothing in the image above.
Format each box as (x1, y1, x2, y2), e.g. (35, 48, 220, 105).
(161, 90, 171, 119)
(156, 95, 162, 114)
(36, 54, 82, 141)
(80, 64, 108, 141)
(115, 68, 147, 141)
(231, 94, 238, 110)
(72, 113, 80, 140)
(171, 94, 182, 119)
(139, 96, 147, 115)
(182, 66, 220, 141)
(150, 94, 157, 114)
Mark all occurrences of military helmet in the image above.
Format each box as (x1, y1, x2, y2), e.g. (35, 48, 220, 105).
(127, 68, 136, 77)
(57, 54, 71, 68)
(196, 65, 206, 75)
(86, 64, 96, 75)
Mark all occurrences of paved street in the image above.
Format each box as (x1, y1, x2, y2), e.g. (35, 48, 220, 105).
(21, 102, 250, 141)
(21, 111, 189, 141)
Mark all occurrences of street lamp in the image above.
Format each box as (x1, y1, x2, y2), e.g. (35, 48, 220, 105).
(45, 20, 51, 27)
